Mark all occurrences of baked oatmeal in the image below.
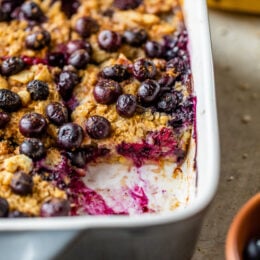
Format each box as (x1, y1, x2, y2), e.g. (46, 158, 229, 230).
(0, 0, 195, 217)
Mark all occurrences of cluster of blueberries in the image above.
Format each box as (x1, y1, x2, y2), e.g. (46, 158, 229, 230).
(0, 1, 190, 166)
(0, 195, 70, 217)
(0, 0, 190, 69)
(0, 0, 194, 217)
(0, 0, 143, 23)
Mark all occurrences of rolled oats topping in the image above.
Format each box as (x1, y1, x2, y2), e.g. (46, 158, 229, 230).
(0, 0, 195, 217)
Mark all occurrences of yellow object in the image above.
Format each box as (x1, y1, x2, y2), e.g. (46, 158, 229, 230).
(208, 0, 260, 14)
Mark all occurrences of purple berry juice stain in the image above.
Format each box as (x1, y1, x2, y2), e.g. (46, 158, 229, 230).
(117, 128, 177, 167)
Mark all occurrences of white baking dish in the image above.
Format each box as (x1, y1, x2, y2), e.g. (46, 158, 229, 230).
(0, 0, 219, 259)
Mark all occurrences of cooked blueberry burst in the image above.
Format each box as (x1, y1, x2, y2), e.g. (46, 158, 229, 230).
(0, 0, 195, 217)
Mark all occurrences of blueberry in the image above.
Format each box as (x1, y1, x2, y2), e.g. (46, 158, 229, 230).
(53, 0, 80, 18)
(46, 102, 68, 126)
(68, 49, 90, 69)
(175, 30, 189, 51)
(25, 30, 51, 50)
(169, 97, 193, 126)
(1, 57, 25, 76)
(157, 92, 178, 113)
(0, 111, 10, 128)
(58, 123, 84, 150)
(19, 112, 47, 137)
(10, 172, 33, 196)
(164, 30, 188, 51)
(0, 7, 11, 22)
(20, 138, 46, 161)
(158, 74, 176, 93)
(0, 197, 9, 217)
(0, 89, 22, 112)
(102, 9, 114, 17)
(164, 36, 179, 60)
(40, 198, 70, 217)
(21, 1, 44, 21)
(67, 145, 97, 168)
(57, 71, 80, 100)
(144, 41, 164, 58)
(166, 57, 187, 74)
(0, 0, 24, 22)
(243, 237, 260, 260)
(98, 30, 122, 52)
(116, 94, 136, 118)
(101, 64, 130, 82)
(123, 28, 147, 47)
(85, 116, 111, 139)
(113, 0, 142, 10)
(66, 40, 92, 55)
(47, 52, 66, 68)
(163, 30, 189, 60)
(27, 80, 49, 101)
(93, 79, 122, 105)
(138, 79, 160, 104)
(67, 149, 86, 168)
(164, 48, 178, 62)
(168, 114, 184, 129)
(132, 58, 157, 81)
(8, 210, 29, 218)
(75, 16, 99, 38)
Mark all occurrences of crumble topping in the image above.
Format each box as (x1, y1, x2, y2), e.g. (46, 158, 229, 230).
(0, 154, 66, 215)
(0, 0, 194, 217)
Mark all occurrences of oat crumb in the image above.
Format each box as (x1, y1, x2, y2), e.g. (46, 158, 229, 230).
(238, 83, 251, 91)
(242, 153, 248, 159)
(227, 176, 234, 182)
(241, 114, 252, 124)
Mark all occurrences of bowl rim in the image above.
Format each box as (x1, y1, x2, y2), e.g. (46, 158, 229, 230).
(0, 0, 220, 231)
(226, 193, 260, 260)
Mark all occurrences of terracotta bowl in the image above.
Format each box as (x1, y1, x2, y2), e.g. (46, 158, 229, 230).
(226, 193, 260, 260)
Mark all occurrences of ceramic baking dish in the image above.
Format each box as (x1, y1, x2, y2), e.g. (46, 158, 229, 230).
(0, 0, 219, 259)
